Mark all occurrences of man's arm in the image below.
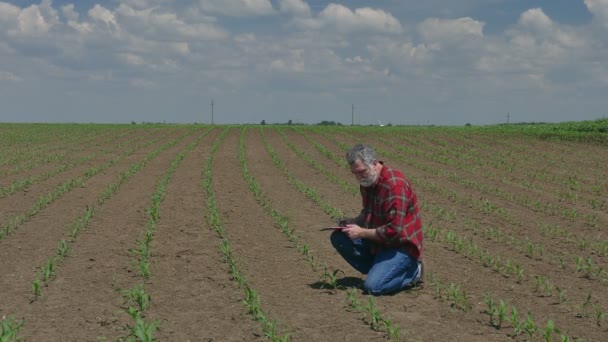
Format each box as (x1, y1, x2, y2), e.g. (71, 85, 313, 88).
(342, 224, 381, 242)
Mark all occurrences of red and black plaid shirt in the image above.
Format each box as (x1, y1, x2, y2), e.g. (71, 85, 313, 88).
(359, 162, 423, 260)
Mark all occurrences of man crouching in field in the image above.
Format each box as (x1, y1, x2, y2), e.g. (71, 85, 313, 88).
(331, 144, 424, 295)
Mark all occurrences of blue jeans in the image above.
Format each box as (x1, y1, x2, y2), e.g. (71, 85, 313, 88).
(330, 230, 420, 295)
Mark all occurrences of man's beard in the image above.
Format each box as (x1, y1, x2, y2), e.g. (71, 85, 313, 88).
(359, 169, 378, 187)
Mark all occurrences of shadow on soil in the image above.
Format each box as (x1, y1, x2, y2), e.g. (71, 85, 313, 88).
(308, 276, 363, 291)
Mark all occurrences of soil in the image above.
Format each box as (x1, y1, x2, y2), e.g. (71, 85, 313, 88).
(0, 125, 606, 341)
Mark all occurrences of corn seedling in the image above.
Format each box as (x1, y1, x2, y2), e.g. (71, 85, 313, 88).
(578, 292, 592, 318)
(345, 289, 361, 310)
(543, 319, 555, 342)
(366, 298, 382, 330)
(593, 305, 605, 327)
(120, 284, 151, 313)
(523, 311, 536, 337)
(510, 306, 523, 336)
(138, 259, 151, 280)
(31, 279, 41, 300)
(0, 315, 24, 341)
(41, 258, 56, 282)
(380, 316, 400, 341)
(321, 267, 343, 289)
(126, 315, 157, 342)
(243, 287, 265, 321)
(57, 239, 70, 258)
(483, 294, 496, 326)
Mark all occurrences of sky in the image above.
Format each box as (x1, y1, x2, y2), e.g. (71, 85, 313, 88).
(0, 0, 607, 125)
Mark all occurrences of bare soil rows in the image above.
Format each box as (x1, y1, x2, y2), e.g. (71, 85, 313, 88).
(0, 126, 129, 177)
(2, 125, 606, 341)
(11, 128, 199, 341)
(0, 128, 192, 311)
(145, 128, 264, 341)
(384, 130, 608, 227)
(0, 128, 183, 230)
(0, 126, 153, 188)
(211, 128, 387, 341)
(248, 131, 506, 341)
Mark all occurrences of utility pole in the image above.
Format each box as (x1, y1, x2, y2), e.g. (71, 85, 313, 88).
(211, 99, 214, 125)
(351, 104, 354, 126)
(507, 112, 510, 124)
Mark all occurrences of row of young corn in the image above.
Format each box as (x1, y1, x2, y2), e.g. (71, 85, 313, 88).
(278, 127, 594, 341)
(1, 129, 197, 341)
(116, 127, 211, 341)
(204, 128, 290, 341)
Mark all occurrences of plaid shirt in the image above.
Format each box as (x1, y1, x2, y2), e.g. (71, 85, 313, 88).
(359, 162, 423, 260)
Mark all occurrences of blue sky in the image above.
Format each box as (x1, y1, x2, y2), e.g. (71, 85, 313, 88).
(0, 0, 607, 125)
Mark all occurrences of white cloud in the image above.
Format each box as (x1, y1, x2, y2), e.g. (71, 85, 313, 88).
(418, 17, 484, 42)
(0, 70, 21, 82)
(88, 4, 119, 30)
(318, 4, 403, 34)
(269, 49, 305, 72)
(61, 4, 79, 21)
(7, 0, 59, 37)
(279, 0, 311, 17)
(115, 4, 227, 40)
(0, 2, 20, 24)
(130, 78, 157, 89)
(585, 0, 608, 28)
(197, 0, 275, 17)
(518, 8, 553, 34)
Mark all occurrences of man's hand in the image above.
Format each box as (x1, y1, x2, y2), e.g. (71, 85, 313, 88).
(342, 224, 379, 242)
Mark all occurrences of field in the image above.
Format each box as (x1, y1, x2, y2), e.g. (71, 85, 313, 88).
(0, 122, 607, 341)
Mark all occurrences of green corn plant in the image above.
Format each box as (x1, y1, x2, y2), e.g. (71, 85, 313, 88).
(483, 294, 496, 326)
(510, 306, 522, 336)
(345, 289, 361, 310)
(543, 319, 555, 342)
(0, 315, 24, 342)
(496, 300, 507, 328)
(120, 285, 151, 313)
(321, 267, 343, 289)
(57, 239, 70, 258)
(263, 319, 290, 341)
(41, 258, 56, 282)
(138, 259, 151, 279)
(579, 292, 592, 318)
(366, 298, 382, 330)
(523, 311, 536, 337)
(31, 279, 41, 300)
(127, 315, 157, 342)
(593, 305, 606, 327)
(243, 287, 264, 322)
(380, 316, 400, 341)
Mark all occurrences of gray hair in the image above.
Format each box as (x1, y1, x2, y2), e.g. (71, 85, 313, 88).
(346, 144, 377, 166)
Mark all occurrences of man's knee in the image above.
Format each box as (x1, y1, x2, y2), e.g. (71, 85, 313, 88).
(363, 277, 388, 296)
(329, 230, 345, 248)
